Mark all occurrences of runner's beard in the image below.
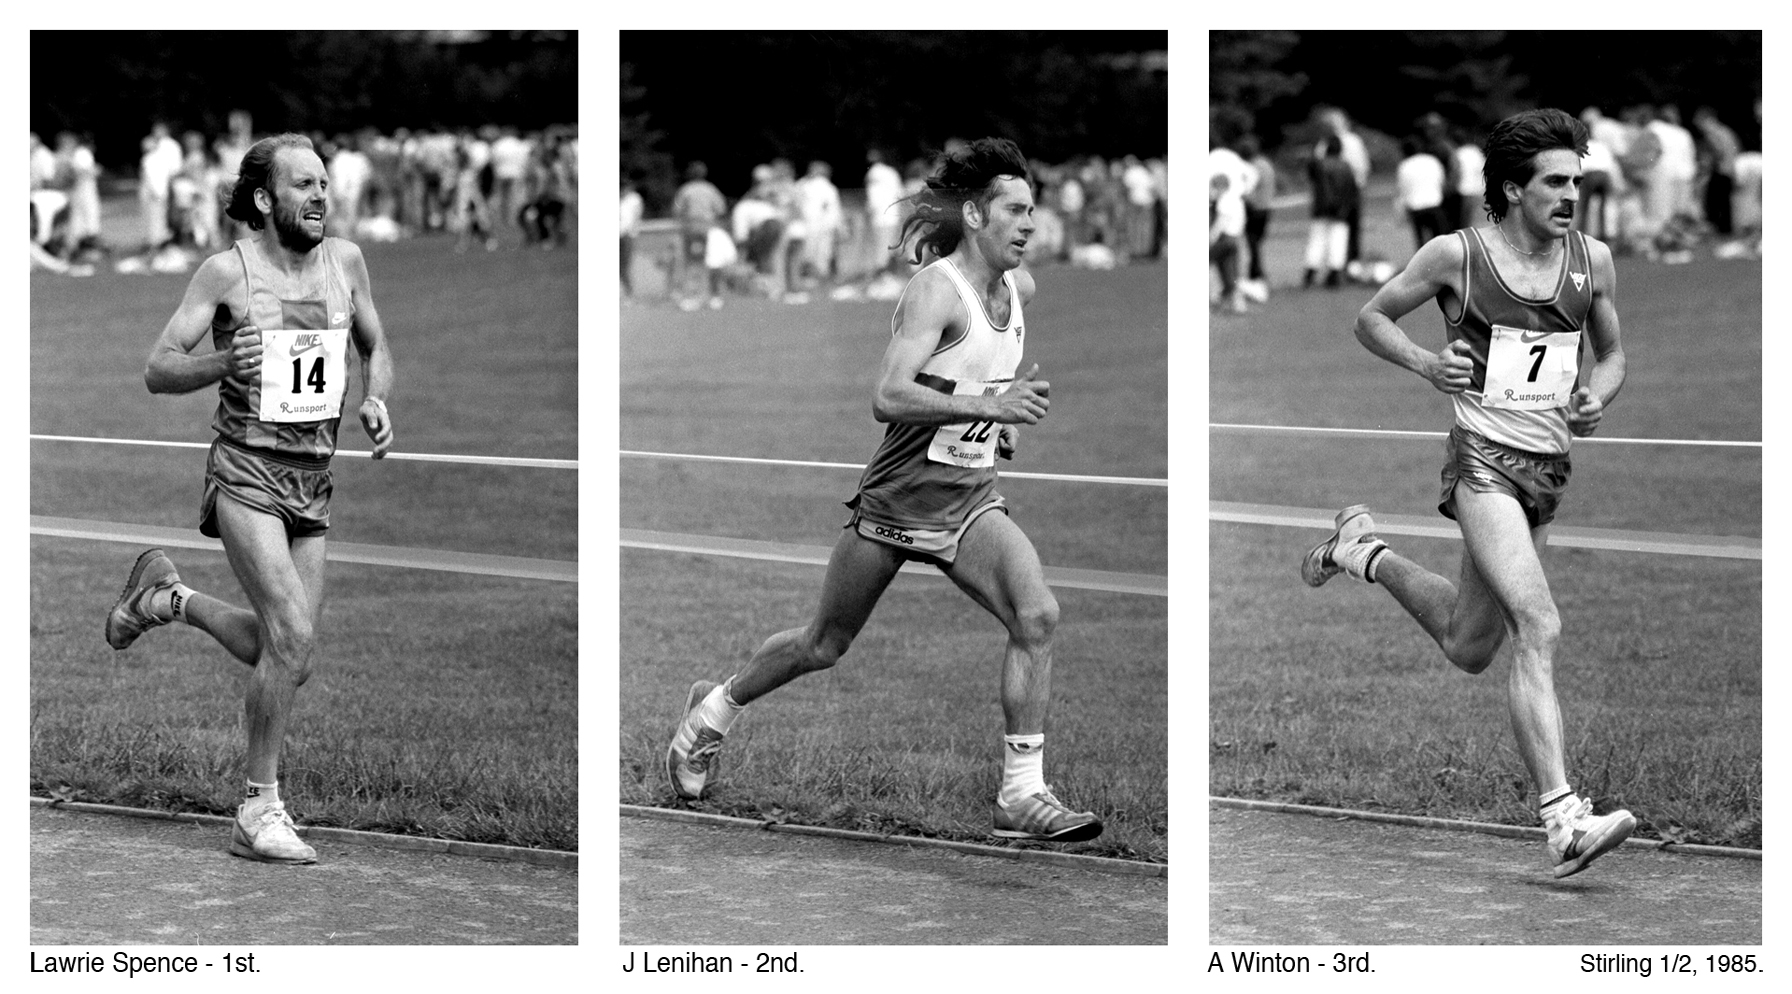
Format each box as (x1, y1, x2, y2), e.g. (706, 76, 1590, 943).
(271, 199, 324, 251)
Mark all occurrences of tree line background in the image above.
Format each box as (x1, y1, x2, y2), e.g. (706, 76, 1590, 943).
(1213, 30, 1760, 157)
(622, 31, 1169, 212)
(31, 31, 577, 173)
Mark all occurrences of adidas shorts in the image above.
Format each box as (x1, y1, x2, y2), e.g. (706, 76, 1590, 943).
(201, 437, 333, 539)
(1438, 425, 1571, 528)
(846, 496, 1008, 567)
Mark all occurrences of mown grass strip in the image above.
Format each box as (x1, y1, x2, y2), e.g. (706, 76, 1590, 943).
(1209, 502, 1761, 560)
(32, 515, 577, 581)
(622, 804, 1165, 878)
(1211, 797, 1762, 860)
(621, 528, 1166, 595)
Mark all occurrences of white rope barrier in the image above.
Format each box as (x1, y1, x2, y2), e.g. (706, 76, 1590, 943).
(1210, 423, 1760, 448)
(30, 434, 576, 469)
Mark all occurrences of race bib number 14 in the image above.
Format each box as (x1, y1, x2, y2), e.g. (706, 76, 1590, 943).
(258, 328, 349, 423)
(1480, 325, 1581, 411)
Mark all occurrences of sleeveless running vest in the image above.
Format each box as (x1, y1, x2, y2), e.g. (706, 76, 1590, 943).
(210, 237, 357, 461)
(854, 259, 1025, 530)
(1443, 227, 1594, 454)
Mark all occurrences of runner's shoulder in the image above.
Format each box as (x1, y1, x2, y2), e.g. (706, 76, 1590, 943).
(190, 247, 247, 301)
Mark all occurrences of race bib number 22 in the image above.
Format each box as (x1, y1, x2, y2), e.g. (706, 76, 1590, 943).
(257, 328, 349, 423)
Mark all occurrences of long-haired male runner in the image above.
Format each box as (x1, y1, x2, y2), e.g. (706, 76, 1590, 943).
(106, 133, 395, 865)
(1304, 108, 1635, 878)
(666, 137, 1101, 842)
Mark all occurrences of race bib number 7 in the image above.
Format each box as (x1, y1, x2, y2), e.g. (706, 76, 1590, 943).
(1480, 325, 1581, 411)
(928, 379, 1006, 468)
(258, 328, 349, 423)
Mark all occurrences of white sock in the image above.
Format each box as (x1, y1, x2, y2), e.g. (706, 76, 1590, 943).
(695, 679, 746, 735)
(1539, 785, 1574, 820)
(147, 583, 195, 623)
(243, 780, 280, 814)
(999, 734, 1046, 806)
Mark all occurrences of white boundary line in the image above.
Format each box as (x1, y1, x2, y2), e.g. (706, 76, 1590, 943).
(32, 516, 577, 582)
(30, 434, 577, 470)
(1212, 501, 1761, 560)
(621, 449, 1167, 487)
(1210, 422, 1761, 448)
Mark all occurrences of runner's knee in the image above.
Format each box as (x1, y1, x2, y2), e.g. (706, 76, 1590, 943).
(1010, 593, 1059, 650)
(262, 614, 317, 684)
(800, 624, 855, 672)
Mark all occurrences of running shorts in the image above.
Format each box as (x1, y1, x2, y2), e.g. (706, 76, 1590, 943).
(200, 436, 333, 539)
(1438, 425, 1571, 528)
(845, 495, 1007, 567)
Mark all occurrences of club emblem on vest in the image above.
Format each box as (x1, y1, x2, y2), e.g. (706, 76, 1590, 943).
(1569, 271, 1586, 292)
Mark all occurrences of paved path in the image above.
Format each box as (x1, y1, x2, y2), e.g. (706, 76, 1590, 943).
(1211, 806, 1760, 944)
(621, 816, 1166, 944)
(31, 807, 576, 944)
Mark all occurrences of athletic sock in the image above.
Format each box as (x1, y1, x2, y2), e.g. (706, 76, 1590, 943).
(695, 678, 746, 735)
(1539, 785, 1575, 821)
(242, 780, 280, 817)
(145, 583, 196, 623)
(998, 734, 1047, 807)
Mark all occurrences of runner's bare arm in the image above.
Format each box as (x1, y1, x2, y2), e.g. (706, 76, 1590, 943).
(872, 268, 1047, 426)
(1566, 237, 1626, 436)
(144, 253, 257, 394)
(343, 241, 396, 457)
(1356, 234, 1474, 393)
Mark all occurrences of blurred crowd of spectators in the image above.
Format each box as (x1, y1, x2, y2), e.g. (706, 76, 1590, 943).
(1210, 101, 1760, 313)
(622, 143, 1168, 307)
(31, 120, 579, 274)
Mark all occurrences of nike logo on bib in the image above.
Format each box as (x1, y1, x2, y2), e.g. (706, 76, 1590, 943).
(1520, 329, 1550, 344)
(289, 333, 323, 357)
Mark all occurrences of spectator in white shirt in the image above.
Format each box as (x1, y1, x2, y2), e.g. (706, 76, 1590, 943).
(1393, 137, 1448, 253)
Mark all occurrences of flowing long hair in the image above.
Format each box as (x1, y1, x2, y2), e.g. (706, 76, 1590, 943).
(894, 138, 1031, 264)
(224, 133, 315, 231)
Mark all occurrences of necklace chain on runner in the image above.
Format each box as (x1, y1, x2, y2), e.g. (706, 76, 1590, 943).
(1497, 223, 1557, 258)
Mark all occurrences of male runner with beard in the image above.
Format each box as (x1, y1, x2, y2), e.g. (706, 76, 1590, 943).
(107, 133, 396, 864)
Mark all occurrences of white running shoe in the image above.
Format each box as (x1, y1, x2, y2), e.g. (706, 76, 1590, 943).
(992, 787, 1104, 842)
(1546, 795, 1636, 878)
(665, 681, 727, 800)
(230, 801, 318, 865)
(1301, 504, 1388, 587)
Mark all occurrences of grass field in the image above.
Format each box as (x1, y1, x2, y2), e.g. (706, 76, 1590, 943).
(1210, 206, 1762, 848)
(620, 262, 1169, 862)
(30, 231, 578, 852)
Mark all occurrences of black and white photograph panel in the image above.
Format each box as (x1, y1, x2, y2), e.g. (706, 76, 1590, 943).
(1209, 30, 1760, 944)
(30, 30, 578, 945)
(620, 30, 1167, 945)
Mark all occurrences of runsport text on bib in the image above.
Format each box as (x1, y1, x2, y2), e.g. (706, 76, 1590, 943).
(258, 328, 349, 423)
(1479, 324, 1581, 411)
(928, 379, 1006, 468)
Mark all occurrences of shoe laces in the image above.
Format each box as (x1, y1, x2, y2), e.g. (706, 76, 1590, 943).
(684, 725, 725, 772)
(249, 801, 295, 829)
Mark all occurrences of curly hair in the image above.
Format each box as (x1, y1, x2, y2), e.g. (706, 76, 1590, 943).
(894, 137, 1031, 264)
(224, 133, 316, 231)
(1482, 109, 1588, 223)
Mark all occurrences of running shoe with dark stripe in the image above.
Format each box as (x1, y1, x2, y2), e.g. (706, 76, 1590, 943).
(1546, 795, 1636, 878)
(665, 680, 726, 800)
(992, 787, 1104, 842)
(1302, 504, 1387, 587)
(104, 548, 180, 650)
